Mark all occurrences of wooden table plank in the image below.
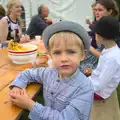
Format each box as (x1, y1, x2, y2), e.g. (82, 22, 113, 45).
(0, 84, 41, 120)
(0, 46, 46, 120)
(0, 69, 19, 91)
(0, 49, 10, 68)
(2, 63, 33, 71)
(0, 47, 43, 120)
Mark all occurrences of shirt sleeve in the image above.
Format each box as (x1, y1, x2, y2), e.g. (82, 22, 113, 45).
(10, 68, 48, 88)
(29, 84, 94, 120)
(90, 59, 119, 91)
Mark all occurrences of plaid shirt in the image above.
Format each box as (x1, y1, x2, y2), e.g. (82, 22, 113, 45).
(10, 68, 94, 120)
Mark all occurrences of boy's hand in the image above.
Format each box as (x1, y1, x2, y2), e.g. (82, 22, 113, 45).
(86, 19, 92, 25)
(9, 88, 35, 111)
(9, 87, 23, 96)
(83, 68, 92, 76)
(32, 55, 49, 68)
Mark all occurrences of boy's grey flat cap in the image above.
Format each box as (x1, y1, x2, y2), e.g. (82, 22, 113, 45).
(42, 21, 91, 51)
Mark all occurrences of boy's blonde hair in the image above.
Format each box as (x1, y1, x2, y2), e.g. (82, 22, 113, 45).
(48, 32, 84, 56)
(6, 0, 20, 15)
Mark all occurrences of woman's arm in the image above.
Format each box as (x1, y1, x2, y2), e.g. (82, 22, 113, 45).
(0, 18, 9, 45)
(90, 46, 101, 57)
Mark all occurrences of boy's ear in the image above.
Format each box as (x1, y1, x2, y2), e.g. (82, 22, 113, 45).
(48, 52, 52, 58)
(80, 50, 86, 61)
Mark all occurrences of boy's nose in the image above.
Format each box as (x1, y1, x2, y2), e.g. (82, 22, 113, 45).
(61, 54, 68, 62)
(95, 11, 99, 15)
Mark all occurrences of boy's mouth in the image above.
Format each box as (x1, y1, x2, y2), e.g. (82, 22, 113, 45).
(96, 16, 100, 19)
(60, 65, 70, 68)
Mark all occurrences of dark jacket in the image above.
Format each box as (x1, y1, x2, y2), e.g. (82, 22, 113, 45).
(26, 14, 49, 39)
(116, 38, 120, 48)
(116, 22, 120, 48)
(0, 15, 4, 20)
(88, 31, 97, 49)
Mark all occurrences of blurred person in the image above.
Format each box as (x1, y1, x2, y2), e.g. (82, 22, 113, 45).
(26, 4, 52, 39)
(0, 4, 6, 19)
(0, 0, 30, 48)
(80, 0, 119, 74)
(89, 16, 120, 100)
(86, 3, 96, 25)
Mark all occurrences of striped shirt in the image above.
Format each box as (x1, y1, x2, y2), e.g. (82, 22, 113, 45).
(10, 68, 94, 120)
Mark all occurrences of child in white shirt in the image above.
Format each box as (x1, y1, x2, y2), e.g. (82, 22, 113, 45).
(85, 16, 120, 100)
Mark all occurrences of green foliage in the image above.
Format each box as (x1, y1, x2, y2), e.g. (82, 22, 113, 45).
(117, 84, 120, 107)
(116, 0, 120, 7)
(116, 0, 120, 20)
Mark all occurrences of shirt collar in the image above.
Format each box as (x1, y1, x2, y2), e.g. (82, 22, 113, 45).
(101, 45, 118, 55)
(39, 14, 45, 19)
(58, 68, 80, 83)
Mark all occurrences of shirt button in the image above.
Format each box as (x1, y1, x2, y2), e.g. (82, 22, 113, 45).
(51, 92, 54, 95)
(57, 80, 60, 82)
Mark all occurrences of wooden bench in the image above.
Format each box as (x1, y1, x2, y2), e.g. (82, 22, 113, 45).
(91, 91, 120, 120)
(0, 48, 41, 120)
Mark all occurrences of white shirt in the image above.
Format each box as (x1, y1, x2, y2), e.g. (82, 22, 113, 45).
(89, 45, 120, 99)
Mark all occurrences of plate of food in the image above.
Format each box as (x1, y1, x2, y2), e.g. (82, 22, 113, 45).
(8, 40, 38, 64)
(8, 40, 38, 53)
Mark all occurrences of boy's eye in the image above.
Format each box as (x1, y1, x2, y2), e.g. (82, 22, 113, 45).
(67, 50, 76, 54)
(98, 9, 104, 12)
(53, 51, 61, 55)
(16, 5, 21, 8)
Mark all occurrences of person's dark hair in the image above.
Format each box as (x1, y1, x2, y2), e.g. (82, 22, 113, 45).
(0, 4, 6, 17)
(38, 4, 45, 14)
(96, 0, 119, 19)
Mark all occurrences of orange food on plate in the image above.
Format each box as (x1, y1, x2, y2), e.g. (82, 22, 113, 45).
(32, 55, 49, 68)
(38, 42, 47, 53)
(37, 55, 49, 64)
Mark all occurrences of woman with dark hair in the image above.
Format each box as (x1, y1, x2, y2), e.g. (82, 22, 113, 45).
(80, 0, 120, 76)
(0, 4, 6, 19)
(95, 0, 119, 19)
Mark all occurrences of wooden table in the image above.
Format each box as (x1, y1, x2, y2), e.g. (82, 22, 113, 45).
(0, 49, 10, 68)
(0, 49, 41, 120)
(1, 46, 120, 120)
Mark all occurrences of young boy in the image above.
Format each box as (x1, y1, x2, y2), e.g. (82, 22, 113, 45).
(9, 21, 94, 120)
(84, 16, 120, 100)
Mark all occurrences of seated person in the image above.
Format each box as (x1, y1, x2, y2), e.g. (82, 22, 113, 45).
(80, 0, 119, 73)
(26, 4, 52, 39)
(9, 21, 94, 120)
(0, 0, 30, 48)
(85, 16, 120, 100)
